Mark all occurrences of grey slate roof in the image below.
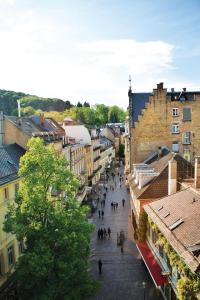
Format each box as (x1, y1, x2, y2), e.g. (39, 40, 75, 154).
(5, 115, 64, 137)
(0, 144, 26, 185)
(129, 93, 152, 124)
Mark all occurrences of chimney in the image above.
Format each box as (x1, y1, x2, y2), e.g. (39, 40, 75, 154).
(157, 82, 164, 90)
(168, 157, 177, 195)
(158, 146, 162, 158)
(194, 157, 200, 188)
(17, 100, 21, 118)
(40, 113, 45, 125)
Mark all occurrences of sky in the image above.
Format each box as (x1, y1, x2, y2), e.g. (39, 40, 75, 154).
(0, 0, 200, 108)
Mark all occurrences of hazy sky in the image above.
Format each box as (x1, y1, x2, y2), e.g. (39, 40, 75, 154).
(0, 0, 200, 108)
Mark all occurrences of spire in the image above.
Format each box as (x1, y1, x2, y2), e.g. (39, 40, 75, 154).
(129, 75, 132, 90)
(128, 75, 132, 97)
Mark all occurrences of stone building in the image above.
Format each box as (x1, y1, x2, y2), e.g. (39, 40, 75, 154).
(128, 82, 200, 168)
(2, 114, 65, 154)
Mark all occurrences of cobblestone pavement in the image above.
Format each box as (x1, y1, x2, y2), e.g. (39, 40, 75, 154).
(89, 167, 163, 300)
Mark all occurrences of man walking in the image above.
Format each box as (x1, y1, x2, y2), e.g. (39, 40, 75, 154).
(101, 210, 104, 219)
(98, 210, 101, 218)
(122, 199, 125, 207)
(108, 227, 111, 239)
(98, 259, 102, 274)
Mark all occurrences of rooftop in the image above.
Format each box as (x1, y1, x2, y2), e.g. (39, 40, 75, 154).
(6, 115, 64, 137)
(62, 125, 91, 145)
(0, 143, 26, 185)
(144, 188, 200, 272)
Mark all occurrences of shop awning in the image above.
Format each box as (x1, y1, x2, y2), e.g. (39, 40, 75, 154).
(136, 242, 168, 287)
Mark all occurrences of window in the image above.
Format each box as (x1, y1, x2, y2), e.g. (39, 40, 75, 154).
(183, 149, 191, 162)
(7, 246, 14, 267)
(172, 142, 179, 153)
(172, 108, 178, 116)
(182, 132, 191, 144)
(171, 123, 179, 133)
(15, 183, 19, 196)
(4, 188, 8, 200)
(183, 108, 191, 121)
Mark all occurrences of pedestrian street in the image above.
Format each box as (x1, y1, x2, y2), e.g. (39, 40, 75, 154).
(89, 166, 162, 300)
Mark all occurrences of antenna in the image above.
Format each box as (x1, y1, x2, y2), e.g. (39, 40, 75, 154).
(17, 100, 21, 118)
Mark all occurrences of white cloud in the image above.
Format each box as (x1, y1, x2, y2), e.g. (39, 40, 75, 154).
(0, 5, 175, 108)
(81, 39, 174, 74)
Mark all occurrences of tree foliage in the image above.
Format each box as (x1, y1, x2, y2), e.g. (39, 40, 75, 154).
(0, 89, 73, 115)
(4, 138, 97, 300)
(136, 212, 147, 242)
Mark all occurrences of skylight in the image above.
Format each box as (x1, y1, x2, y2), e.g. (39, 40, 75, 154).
(163, 212, 170, 218)
(169, 219, 184, 231)
(157, 206, 163, 211)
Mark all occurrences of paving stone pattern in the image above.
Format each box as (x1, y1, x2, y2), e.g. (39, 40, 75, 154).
(89, 167, 163, 300)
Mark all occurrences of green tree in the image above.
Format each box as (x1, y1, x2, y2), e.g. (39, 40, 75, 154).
(4, 138, 97, 300)
(108, 106, 126, 123)
(83, 102, 90, 107)
(77, 101, 83, 107)
(21, 106, 36, 116)
(95, 104, 109, 125)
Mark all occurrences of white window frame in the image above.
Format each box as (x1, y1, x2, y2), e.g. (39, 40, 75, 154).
(172, 108, 179, 117)
(172, 142, 179, 153)
(171, 124, 179, 134)
(182, 132, 191, 145)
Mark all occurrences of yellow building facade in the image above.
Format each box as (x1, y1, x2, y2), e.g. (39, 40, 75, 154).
(0, 144, 25, 290)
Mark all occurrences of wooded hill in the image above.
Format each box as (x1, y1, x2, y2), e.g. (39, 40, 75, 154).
(0, 89, 73, 115)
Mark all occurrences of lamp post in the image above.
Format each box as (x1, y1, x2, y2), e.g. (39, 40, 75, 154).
(142, 281, 146, 300)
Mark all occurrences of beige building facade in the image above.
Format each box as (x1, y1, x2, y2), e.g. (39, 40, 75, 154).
(128, 83, 200, 169)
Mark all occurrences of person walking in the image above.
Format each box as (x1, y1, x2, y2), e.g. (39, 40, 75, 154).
(98, 228, 101, 239)
(101, 210, 104, 219)
(100, 228, 104, 239)
(122, 199, 125, 207)
(98, 210, 101, 218)
(108, 227, 111, 239)
(111, 202, 113, 209)
(116, 202, 118, 209)
(113, 203, 116, 210)
(103, 228, 107, 239)
(98, 259, 102, 274)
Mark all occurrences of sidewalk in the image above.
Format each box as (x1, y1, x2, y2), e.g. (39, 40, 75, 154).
(89, 167, 162, 300)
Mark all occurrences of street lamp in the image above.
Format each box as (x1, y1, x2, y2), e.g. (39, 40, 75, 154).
(142, 281, 146, 300)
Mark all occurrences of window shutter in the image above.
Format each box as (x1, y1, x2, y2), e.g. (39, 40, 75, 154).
(183, 108, 191, 121)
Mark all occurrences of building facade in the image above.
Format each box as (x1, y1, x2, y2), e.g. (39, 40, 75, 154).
(0, 144, 25, 293)
(128, 82, 200, 168)
(3, 114, 65, 154)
